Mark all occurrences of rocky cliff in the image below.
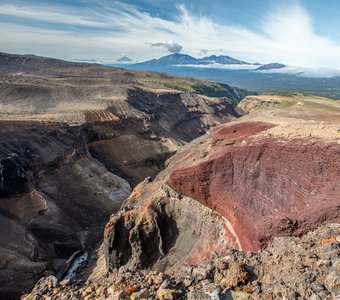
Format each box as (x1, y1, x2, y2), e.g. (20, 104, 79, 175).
(101, 126, 339, 276)
(0, 53, 247, 299)
(99, 94, 340, 283)
(167, 121, 339, 251)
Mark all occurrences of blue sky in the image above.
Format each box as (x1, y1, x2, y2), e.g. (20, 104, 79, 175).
(1, 0, 340, 67)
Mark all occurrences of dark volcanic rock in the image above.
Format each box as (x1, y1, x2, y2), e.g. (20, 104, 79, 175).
(87, 87, 244, 186)
(0, 154, 29, 197)
(0, 122, 131, 299)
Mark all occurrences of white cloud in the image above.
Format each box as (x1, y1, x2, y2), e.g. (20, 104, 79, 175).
(149, 41, 183, 53)
(176, 64, 259, 70)
(257, 65, 340, 78)
(0, 3, 107, 27)
(1, 1, 340, 68)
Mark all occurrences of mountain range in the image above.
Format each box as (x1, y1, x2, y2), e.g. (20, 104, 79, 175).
(133, 53, 251, 66)
(133, 53, 285, 69)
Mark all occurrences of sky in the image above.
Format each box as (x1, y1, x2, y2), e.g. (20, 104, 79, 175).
(1, 0, 340, 67)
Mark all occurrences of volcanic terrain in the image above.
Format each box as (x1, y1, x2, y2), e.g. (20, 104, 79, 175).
(0, 53, 339, 300)
(23, 93, 340, 300)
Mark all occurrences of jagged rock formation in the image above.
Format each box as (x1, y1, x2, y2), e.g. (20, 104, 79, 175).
(0, 53, 247, 299)
(104, 182, 236, 273)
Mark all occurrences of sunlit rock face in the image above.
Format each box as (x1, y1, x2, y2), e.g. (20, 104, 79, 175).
(168, 121, 340, 251)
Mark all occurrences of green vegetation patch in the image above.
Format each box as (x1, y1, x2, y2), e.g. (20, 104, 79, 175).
(191, 82, 232, 98)
(163, 81, 236, 99)
(163, 81, 194, 92)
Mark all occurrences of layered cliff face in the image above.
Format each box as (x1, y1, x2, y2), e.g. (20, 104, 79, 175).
(0, 122, 131, 298)
(88, 87, 243, 185)
(168, 121, 340, 251)
(0, 53, 247, 299)
(102, 94, 340, 275)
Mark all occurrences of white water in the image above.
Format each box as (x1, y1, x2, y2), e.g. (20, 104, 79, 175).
(64, 252, 89, 280)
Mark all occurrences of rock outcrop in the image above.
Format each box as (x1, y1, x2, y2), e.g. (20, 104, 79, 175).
(104, 182, 238, 273)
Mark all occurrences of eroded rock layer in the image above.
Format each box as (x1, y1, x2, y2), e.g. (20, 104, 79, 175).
(0, 122, 131, 298)
(168, 121, 340, 251)
(104, 183, 240, 274)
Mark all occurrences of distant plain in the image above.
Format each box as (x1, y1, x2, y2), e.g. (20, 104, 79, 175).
(111, 64, 340, 99)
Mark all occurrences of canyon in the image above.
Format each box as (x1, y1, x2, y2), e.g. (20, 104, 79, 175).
(0, 53, 248, 299)
(0, 53, 339, 299)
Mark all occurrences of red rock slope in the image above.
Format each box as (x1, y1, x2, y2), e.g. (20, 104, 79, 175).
(103, 95, 340, 273)
(168, 121, 340, 251)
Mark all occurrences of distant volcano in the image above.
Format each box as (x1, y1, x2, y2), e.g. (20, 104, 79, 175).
(116, 56, 134, 63)
(255, 63, 285, 71)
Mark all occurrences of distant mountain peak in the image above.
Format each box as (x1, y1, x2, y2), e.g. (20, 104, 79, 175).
(255, 63, 285, 71)
(200, 55, 250, 65)
(116, 56, 134, 62)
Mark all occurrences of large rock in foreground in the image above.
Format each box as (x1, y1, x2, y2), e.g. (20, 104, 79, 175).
(23, 224, 340, 300)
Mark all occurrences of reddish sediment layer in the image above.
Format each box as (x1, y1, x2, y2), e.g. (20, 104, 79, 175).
(168, 122, 340, 251)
